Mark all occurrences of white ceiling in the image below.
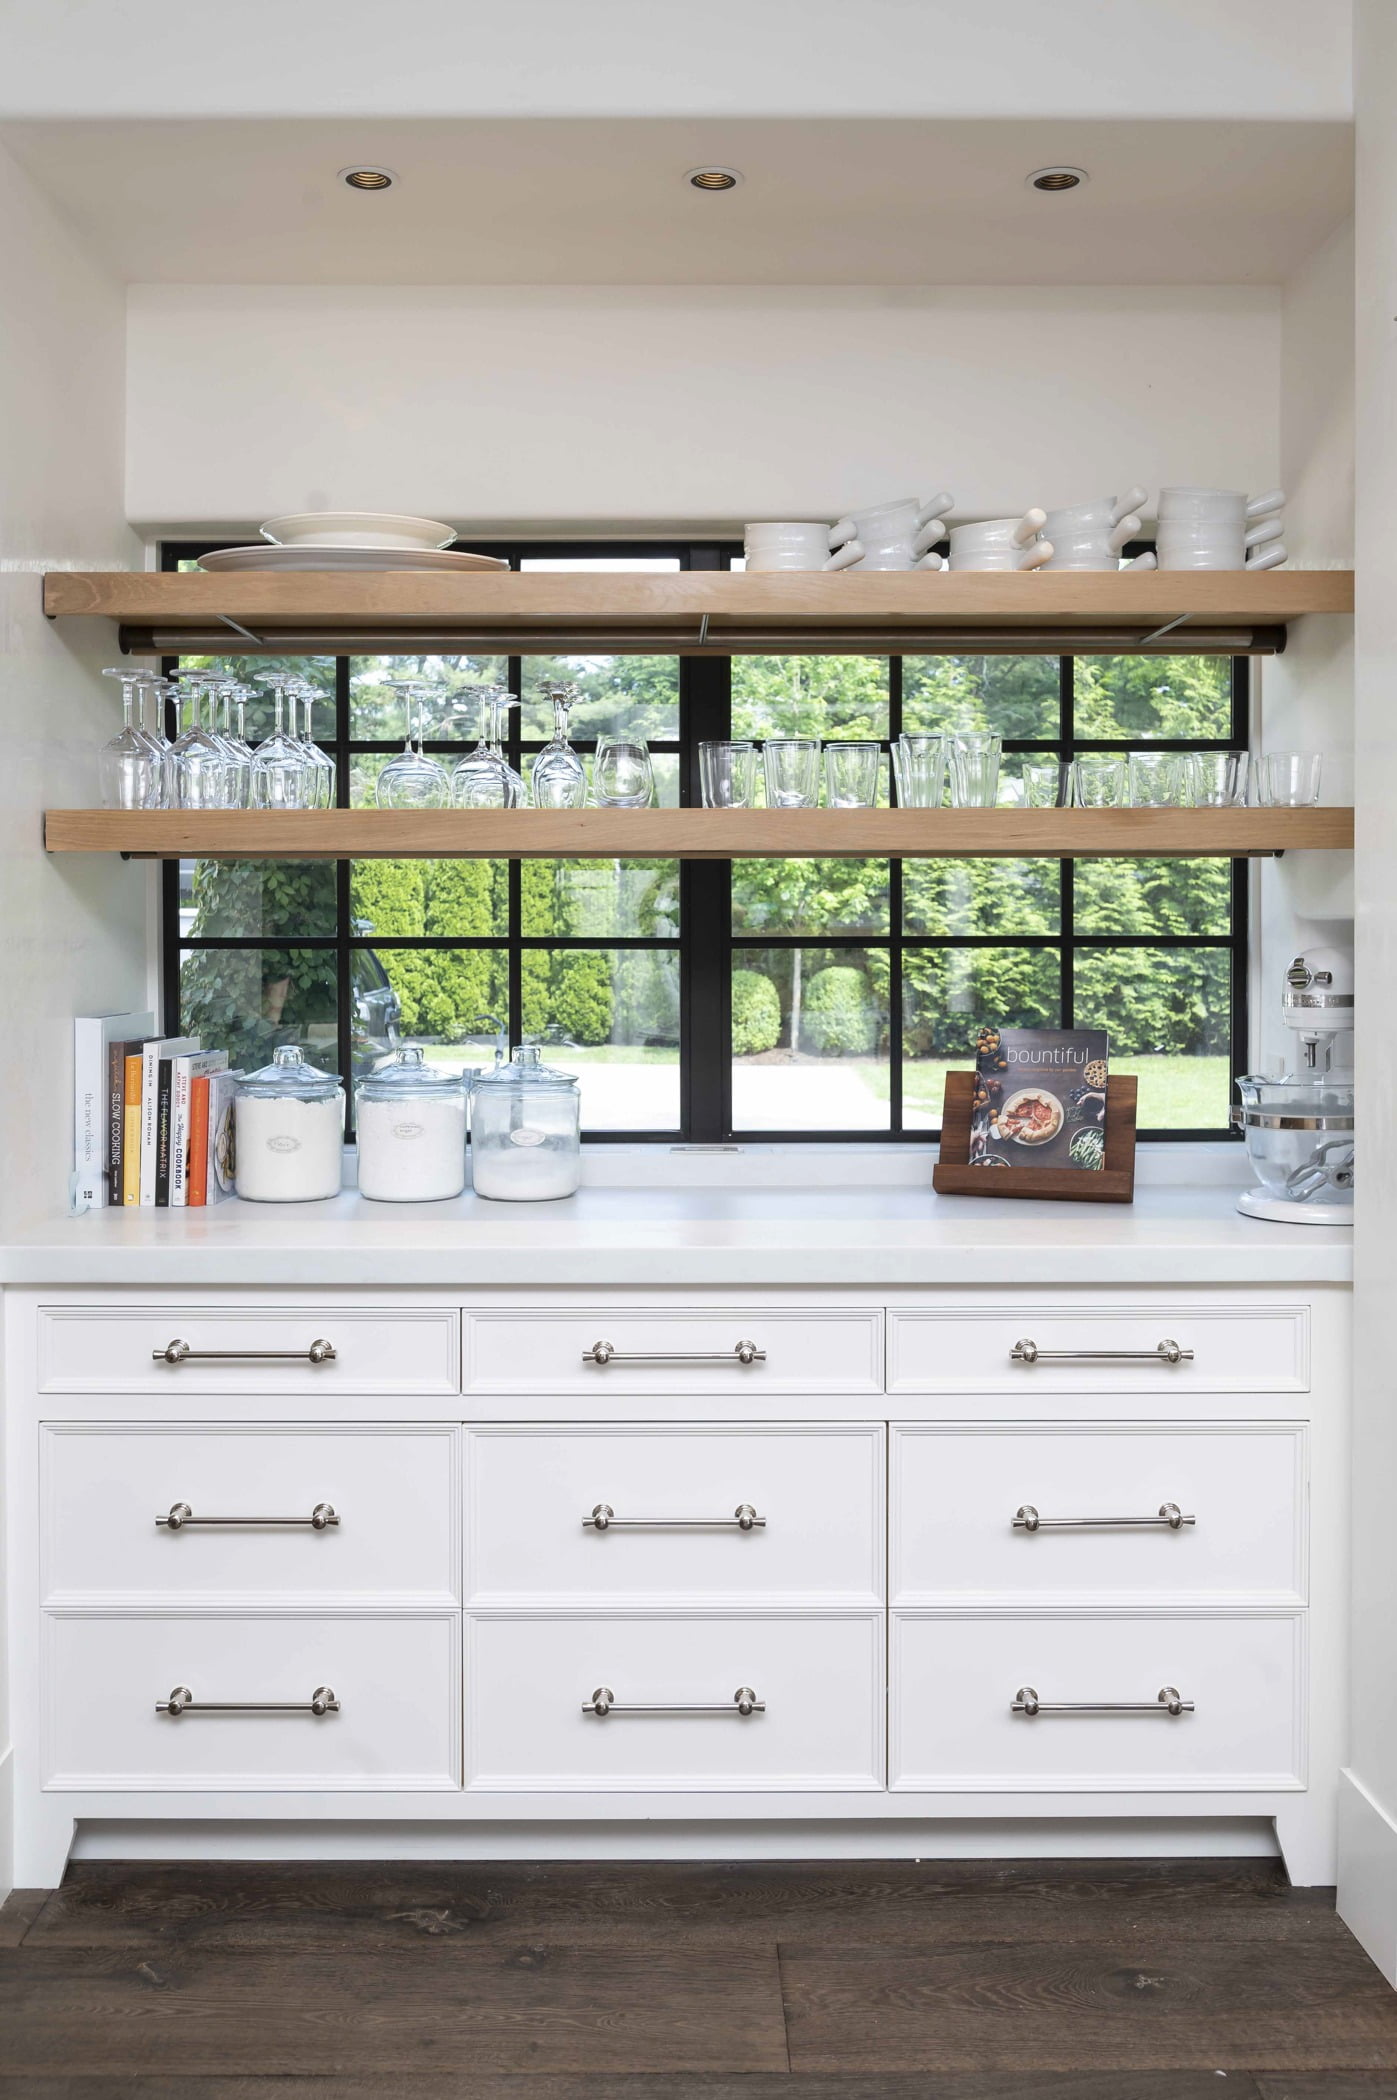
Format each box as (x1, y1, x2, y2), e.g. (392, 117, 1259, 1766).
(0, 116, 1352, 287)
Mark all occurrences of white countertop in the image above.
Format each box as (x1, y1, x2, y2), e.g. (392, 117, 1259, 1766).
(0, 1179, 1353, 1287)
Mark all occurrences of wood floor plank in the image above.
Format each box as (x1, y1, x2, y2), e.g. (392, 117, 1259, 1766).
(780, 1939, 1397, 2074)
(0, 2076, 1268, 2099)
(1255, 2082, 1397, 2097)
(0, 1944, 789, 2078)
(22, 1858, 1341, 1954)
(0, 1893, 48, 1951)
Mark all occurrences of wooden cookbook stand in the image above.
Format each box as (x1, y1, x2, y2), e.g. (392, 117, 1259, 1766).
(932, 1070, 1137, 1204)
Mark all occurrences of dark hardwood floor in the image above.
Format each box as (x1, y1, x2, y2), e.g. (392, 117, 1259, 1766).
(1, 1858, 1396, 2094)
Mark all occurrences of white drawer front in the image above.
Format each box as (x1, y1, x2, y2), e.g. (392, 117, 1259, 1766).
(464, 1309, 882, 1397)
(43, 1614, 460, 1790)
(42, 1425, 459, 1607)
(891, 1612, 1303, 1792)
(38, 1306, 460, 1396)
(892, 1425, 1305, 1606)
(466, 1612, 883, 1791)
(888, 1305, 1307, 1396)
(467, 1425, 883, 1606)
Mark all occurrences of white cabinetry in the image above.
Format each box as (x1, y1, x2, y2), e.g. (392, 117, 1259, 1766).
(4, 1282, 1347, 1888)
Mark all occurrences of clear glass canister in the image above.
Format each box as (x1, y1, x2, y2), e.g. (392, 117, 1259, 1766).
(469, 1044, 581, 1201)
(235, 1044, 345, 1203)
(356, 1047, 468, 1203)
(1232, 1074, 1354, 1208)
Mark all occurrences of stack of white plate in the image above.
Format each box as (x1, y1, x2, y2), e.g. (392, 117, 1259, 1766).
(198, 513, 507, 573)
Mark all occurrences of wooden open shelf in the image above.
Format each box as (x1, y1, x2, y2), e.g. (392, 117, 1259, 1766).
(42, 807, 1355, 862)
(42, 568, 1354, 657)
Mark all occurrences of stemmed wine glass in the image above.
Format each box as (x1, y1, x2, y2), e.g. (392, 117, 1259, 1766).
(98, 668, 164, 808)
(212, 677, 254, 808)
(376, 680, 450, 808)
(166, 671, 232, 809)
(251, 674, 317, 810)
(451, 685, 524, 808)
(530, 681, 588, 809)
(136, 674, 174, 788)
(290, 677, 336, 808)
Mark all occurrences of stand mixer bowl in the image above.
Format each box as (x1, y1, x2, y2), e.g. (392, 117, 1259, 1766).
(1232, 1074, 1354, 1211)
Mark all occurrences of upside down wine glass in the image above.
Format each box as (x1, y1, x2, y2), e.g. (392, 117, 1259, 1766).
(451, 685, 524, 808)
(252, 675, 317, 810)
(530, 681, 588, 809)
(376, 681, 450, 809)
(166, 671, 231, 809)
(98, 668, 164, 808)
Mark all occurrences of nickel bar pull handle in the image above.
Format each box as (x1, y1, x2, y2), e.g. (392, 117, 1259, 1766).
(153, 1339, 337, 1366)
(582, 1341, 765, 1367)
(1013, 1502, 1194, 1533)
(1012, 1685, 1194, 1718)
(156, 1502, 339, 1532)
(157, 1685, 339, 1717)
(1010, 1339, 1193, 1367)
(583, 1685, 765, 1718)
(583, 1502, 765, 1533)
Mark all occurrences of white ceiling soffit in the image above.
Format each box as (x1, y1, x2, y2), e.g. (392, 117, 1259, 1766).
(0, 116, 1353, 287)
(0, 0, 1353, 122)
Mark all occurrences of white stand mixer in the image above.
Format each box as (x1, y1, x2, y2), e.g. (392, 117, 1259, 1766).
(1233, 946, 1354, 1227)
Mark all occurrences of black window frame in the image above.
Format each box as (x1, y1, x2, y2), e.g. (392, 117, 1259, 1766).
(159, 536, 1250, 1146)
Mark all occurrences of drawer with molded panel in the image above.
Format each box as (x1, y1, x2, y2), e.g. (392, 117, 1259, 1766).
(887, 1304, 1308, 1398)
(37, 1305, 460, 1396)
(463, 1308, 883, 1397)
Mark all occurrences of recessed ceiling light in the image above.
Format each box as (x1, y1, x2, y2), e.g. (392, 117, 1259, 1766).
(685, 166, 743, 191)
(1027, 166, 1088, 193)
(339, 166, 395, 192)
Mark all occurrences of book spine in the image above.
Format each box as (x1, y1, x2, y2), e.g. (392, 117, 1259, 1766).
(72, 1020, 104, 1211)
(170, 1060, 191, 1207)
(188, 1078, 210, 1206)
(107, 1039, 129, 1206)
(139, 1044, 161, 1207)
(207, 1074, 237, 1204)
(154, 1059, 173, 1207)
(122, 1056, 143, 1207)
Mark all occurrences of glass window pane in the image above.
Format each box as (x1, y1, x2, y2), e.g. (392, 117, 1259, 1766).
(1073, 655, 1233, 742)
(902, 947, 1061, 1130)
(522, 860, 679, 940)
(350, 859, 508, 940)
(371, 946, 508, 1062)
(732, 657, 890, 741)
(903, 655, 1059, 740)
(520, 656, 680, 741)
(178, 947, 338, 1076)
(904, 859, 1060, 937)
(177, 654, 334, 746)
(732, 946, 890, 1131)
(179, 858, 337, 940)
(733, 858, 890, 936)
(525, 948, 681, 1131)
(1073, 946, 1232, 1130)
(349, 655, 508, 743)
(1074, 858, 1231, 938)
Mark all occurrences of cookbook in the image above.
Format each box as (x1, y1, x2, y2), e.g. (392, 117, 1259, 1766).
(969, 1027, 1110, 1171)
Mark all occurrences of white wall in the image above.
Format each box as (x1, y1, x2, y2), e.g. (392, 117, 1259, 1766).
(1338, 0, 1397, 1981)
(1255, 218, 1355, 1072)
(125, 283, 1283, 534)
(0, 138, 150, 1898)
(0, 0, 1353, 121)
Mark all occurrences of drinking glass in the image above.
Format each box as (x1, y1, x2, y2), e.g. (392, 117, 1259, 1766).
(98, 668, 164, 809)
(167, 672, 233, 809)
(699, 740, 758, 808)
(376, 681, 450, 809)
(763, 738, 821, 809)
(136, 675, 174, 788)
(1022, 760, 1070, 808)
(947, 733, 1002, 808)
(213, 678, 254, 809)
(824, 741, 882, 809)
(530, 681, 588, 809)
(291, 679, 336, 808)
(1186, 751, 1247, 807)
(1257, 750, 1323, 807)
(891, 733, 946, 808)
(594, 735, 655, 808)
(1070, 756, 1128, 807)
(451, 686, 523, 808)
(1128, 751, 1187, 806)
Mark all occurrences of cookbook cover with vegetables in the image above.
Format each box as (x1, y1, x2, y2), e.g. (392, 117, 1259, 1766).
(968, 1026, 1110, 1171)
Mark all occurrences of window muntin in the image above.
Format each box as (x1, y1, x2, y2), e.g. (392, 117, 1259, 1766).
(163, 541, 1247, 1143)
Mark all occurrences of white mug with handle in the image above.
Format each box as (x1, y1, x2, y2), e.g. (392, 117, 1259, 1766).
(744, 522, 865, 572)
(947, 509, 1053, 572)
(1042, 486, 1154, 570)
(833, 493, 953, 571)
(1156, 487, 1287, 570)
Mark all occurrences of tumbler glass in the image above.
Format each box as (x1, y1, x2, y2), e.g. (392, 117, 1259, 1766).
(947, 733, 1002, 808)
(699, 739, 758, 808)
(1069, 757, 1129, 808)
(1022, 761, 1070, 808)
(763, 738, 821, 809)
(594, 736, 655, 808)
(1128, 751, 1187, 807)
(891, 733, 946, 808)
(1186, 751, 1247, 807)
(1257, 750, 1323, 807)
(824, 740, 882, 809)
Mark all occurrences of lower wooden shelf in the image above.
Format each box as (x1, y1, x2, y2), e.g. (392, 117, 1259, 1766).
(42, 807, 1355, 861)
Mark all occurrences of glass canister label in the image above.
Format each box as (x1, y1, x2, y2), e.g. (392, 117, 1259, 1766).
(267, 1135, 302, 1154)
(509, 1127, 548, 1147)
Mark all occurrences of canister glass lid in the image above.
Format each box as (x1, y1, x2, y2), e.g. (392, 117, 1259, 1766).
(239, 1043, 342, 1101)
(472, 1043, 578, 1092)
(357, 1045, 468, 1100)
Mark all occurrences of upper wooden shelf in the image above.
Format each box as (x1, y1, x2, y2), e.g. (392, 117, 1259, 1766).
(42, 568, 1354, 657)
(43, 807, 1355, 862)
